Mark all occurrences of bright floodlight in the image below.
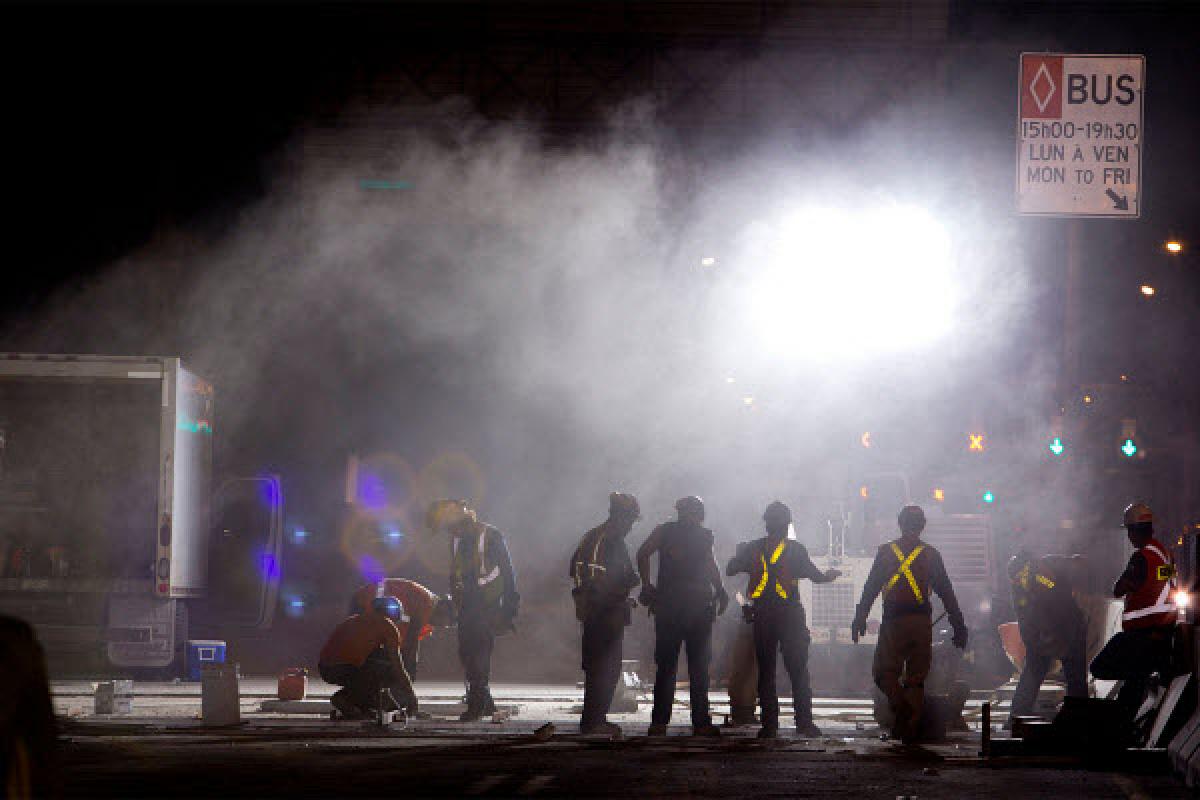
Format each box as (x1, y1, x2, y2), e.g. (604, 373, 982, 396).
(748, 205, 955, 358)
(1166, 240, 1183, 254)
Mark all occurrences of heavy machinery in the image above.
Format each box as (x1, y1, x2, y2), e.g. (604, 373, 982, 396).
(0, 354, 282, 674)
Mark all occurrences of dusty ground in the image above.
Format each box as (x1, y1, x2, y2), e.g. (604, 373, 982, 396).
(53, 681, 1190, 799)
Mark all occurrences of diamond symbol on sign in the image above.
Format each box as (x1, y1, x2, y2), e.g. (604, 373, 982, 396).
(1030, 63, 1057, 113)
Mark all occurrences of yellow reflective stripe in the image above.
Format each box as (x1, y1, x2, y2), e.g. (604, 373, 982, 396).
(769, 539, 786, 564)
(751, 555, 770, 599)
(751, 541, 789, 600)
(887, 543, 925, 604)
(1035, 574, 1056, 589)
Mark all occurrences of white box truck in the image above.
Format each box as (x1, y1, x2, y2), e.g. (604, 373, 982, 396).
(0, 354, 282, 673)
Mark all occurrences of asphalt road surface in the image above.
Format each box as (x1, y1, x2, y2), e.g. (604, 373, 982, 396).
(53, 681, 1191, 799)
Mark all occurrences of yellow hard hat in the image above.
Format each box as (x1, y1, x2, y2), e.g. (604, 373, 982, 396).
(1122, 502, 1153, 528)
(425, 499, 476, 535)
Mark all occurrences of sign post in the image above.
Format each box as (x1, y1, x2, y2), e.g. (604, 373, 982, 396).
(1016, 53, 1144, 217)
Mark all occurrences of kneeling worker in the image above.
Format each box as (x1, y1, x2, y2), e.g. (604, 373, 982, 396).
(352, 578, 453, 684)
(729, 501, 839, 739)
(852, 505, 967, 744)
(319, 595, 417, 719)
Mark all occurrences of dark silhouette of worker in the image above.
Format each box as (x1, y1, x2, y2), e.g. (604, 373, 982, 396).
(0, 615, 58, 798)
(1006, 550, 1088, 726)
(853, 505, 967, 744)
(638, 495, 728, 737)
(570, 492, 641, 737)
(729, 501, 839, 739)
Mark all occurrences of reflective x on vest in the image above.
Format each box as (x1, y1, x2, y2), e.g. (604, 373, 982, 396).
(453, 530, 501, 591)
(1123, 543, 1176, 625)
(886, 543, 926, 604)
(751, 539, 789, 600)
(573, 530, 608, 588)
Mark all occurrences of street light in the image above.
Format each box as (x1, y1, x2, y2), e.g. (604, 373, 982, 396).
(1140, 284, 1156, 297)
(1165, 240, 1184, 255)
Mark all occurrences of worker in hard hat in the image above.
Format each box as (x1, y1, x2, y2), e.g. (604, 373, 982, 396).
(728, 501, 839, 739)
(319, 595, 417, 719)
(425, 499, 520, 721)
(570, 492, 642, 737)
(638, 495, 728, 737)
(1006, 550, 1088, 727)
(1090, 503, 1178, 720)
(852, 505, 967, 744)
(351, 578, 454, 683)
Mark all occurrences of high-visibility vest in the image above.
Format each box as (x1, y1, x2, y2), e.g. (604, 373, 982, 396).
(1012, 561, 1057, 611)
(750, 539, 790, 601)
(1123, 540, 1177, 631)
(572, 528, 608, 589)
(452, 527, 504, 607)
(885, 542, 927, 605)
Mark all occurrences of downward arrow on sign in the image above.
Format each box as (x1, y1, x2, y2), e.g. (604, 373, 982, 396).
(1105, 189, 1130, 211)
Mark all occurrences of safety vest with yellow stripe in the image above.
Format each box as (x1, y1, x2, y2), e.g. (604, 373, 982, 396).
(1011, 561, 1057, 611)
(884, 542, 928, 606)
(750, 539, 794, 602)
(451, 525, 505, 609)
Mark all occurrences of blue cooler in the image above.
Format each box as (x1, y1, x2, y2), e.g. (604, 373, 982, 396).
(186, 639, 227, 681)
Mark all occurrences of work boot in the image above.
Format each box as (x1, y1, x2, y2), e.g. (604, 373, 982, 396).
(581, 721, 623, 738)
(756, 725, 778, 740)
(330, 691, 366, 720)
(795, 720, 822, 738)
(459, 706, 484, 722)
(724, 708, 758, 727)
(692, 724, 722, 738)
(647, 724, 668, 737)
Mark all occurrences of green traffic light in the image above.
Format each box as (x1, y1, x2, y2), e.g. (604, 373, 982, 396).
(982, 490, 995, 504)
(1049, 436, 1065, 456)
(1121, 438, 1138, 458)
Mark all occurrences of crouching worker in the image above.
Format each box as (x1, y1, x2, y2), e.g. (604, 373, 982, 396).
(319, 595, 418, 719)
(351, 578, 454, 683)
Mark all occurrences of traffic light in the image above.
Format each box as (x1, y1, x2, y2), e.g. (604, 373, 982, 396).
(933, 488, 945, 502)
(982, 490, 995, 505)
(968, 433, 985, 453)
(1048, 414, 1065, 456)
(1120, 418, 1138, 458)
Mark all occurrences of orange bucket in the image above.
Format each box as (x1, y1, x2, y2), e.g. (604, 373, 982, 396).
(278, 667, 308, 701)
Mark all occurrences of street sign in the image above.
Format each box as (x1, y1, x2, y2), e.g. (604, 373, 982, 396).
(1016, 53, 1144, 217)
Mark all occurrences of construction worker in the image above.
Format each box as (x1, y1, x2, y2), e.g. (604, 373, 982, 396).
(852, 505, 967, 744)
(351, 578, 453, 681)
(570, 492, 642, 736)
(425, 499, 520, 721)
(1090, 503, 1178, 720)
(1006, 550, 1088, 726)
(728, 501, 839, 739)
(637, 496, 728, 737)
(319, 595, 418, 719)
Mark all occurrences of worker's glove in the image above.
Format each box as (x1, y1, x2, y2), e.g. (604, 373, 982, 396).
(850, 604, 868, 644)
(638, 584, 658, 610)
(715, 588, 730, 616)
(950, 615, 969, 650)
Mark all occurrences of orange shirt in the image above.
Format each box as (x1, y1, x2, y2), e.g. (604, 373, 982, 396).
(319, 613, 401, 667)
(352, 579, 437, 645)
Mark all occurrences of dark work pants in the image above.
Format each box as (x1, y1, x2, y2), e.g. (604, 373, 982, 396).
(581, 609, 626, 727)
(319, 649, 416, 711)
(1090, 627, 1175, 716)
(753, 602, 812, 730)
(458, 609, 496, 711)
(1009, 634, 1088, 723)
(651, 608, 714, 727)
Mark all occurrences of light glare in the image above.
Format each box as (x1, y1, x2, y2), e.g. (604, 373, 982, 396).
(748, 205, 955, 359)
